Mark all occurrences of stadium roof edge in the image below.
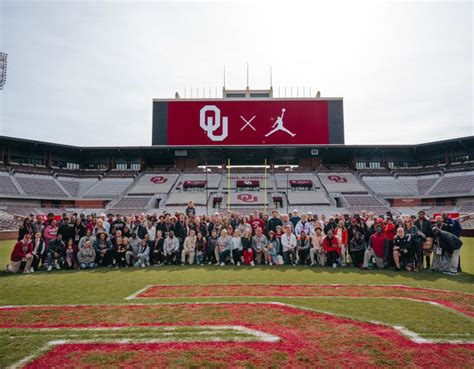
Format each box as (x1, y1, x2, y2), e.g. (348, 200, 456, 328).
(0, 134, 472, 151)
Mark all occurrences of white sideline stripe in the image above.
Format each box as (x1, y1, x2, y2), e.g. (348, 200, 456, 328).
(126, 283, 474, 298)
(2, 325, 280, 342)
(7, 326, 279, 369)
(270, 302, 474, 345)
(124, 284, 152, 300)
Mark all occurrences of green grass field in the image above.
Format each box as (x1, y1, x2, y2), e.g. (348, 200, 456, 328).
(0, 238, 473, 368)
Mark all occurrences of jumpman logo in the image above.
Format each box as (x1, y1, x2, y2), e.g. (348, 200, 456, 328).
(265, 108, 296, 138)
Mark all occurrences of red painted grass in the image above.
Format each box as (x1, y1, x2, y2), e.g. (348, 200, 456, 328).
(18, 303, 473, 368)
(136, 284, 474, 317)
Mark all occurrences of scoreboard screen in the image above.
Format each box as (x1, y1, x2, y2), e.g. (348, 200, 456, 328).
(152, 98, 344, 146)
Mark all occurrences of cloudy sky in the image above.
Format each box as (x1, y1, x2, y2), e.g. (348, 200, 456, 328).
(0, 0, 472, 146)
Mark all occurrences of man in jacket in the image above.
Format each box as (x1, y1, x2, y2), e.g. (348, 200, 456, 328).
(77, 240, 97, 269)
(362, 224, 387, 270)
(6, 234, 33, 274)
(431, 227, 463, 276)
(46, 233, 65, 271)
(182, 230, 197, 265)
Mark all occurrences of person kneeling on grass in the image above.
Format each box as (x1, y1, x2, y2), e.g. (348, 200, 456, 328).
(196, 232, 207, 265)
(230, 229, 243, 266)
(281, 225, 297, 265)
(6, 234, 33, 274)
(322, 230, 340, 268)
(241, 229, 254, 266)
(252, 227, 268, 265)
(296, 230, 311, 265)
(134, 239, 150, 268)
(93, 232, 113, 267)
(77, 240, 97, 269)
(393, 227, 414, 272)
(46, 233, 65, 271)
(266, 242, 281, 266)
(217, 229, 232, 266)
(163, 231, 179, 265)
(182, 230, 197, 265)
(362, 224, 386, 270)
(431, 227, 463, 276)
(349, 231, 366, 268)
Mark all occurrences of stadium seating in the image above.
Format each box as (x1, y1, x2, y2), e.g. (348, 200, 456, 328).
(83, 178, 134, 198)
(287, 191, 330, 205)
(180, 173, 222, 189)
(0, 173, 20, 195)
(166, 191, 208, 206)
(15, 175, 68, 198)
(417, 176, 440, 194)
(108, 196, 153, 209)
(362, 176, 414, 196)
(128, 174, 179, 194)
(430, 172, 474, 195)
(224, 191, 269, 206)
(318, 173, 367, 193)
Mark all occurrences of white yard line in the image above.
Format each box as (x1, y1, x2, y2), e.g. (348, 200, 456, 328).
(124, 284, 152, 300)
(7, 326, 279, 369)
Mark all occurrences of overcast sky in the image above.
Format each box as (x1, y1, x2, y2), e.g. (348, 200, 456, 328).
(0, 0, 472, 146)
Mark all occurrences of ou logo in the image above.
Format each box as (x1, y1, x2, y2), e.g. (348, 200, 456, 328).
(150, 176, 167, 184)
(328, 175, 347, 183)
(237, 193, 258, 203)
(200, 105, 228, 142)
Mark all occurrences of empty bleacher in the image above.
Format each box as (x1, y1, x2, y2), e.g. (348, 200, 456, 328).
(318, 173, 367, 193)
(166, 192, 208, 206)
(180, 173, 222, 189)
(128, 174, 179, 194)
(84, 178, 134, 198)
(430, 172, 474, 195)
(0, 173, 20, 196)
(15, 175, 67, 198)
(109, 196, 153, 209)
(417, 176, 440, 194)
(343, 194, 389, 213)
(59, 178, 100, 197)
(287, 191, 330, 205)
(362, 176, 414, 196)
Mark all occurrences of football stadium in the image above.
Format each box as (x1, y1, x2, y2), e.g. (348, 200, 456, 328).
(1, 1, 473, 368)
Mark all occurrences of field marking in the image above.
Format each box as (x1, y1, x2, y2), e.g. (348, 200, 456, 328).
(126, 283, 474, 296)
(7, 325, 279, 369)
(124, 284, 152, 300)
(127, 283, 474, 298)
(1, 302, 472, 344)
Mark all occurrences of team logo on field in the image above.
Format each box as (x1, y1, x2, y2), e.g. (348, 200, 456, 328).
(237, 193, 258, 203)
(150, 176, 167, 184)
(200, 105, 228, 142)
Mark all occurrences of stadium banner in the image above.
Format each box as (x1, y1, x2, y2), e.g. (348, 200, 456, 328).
(236, 180, 259, 187)
(152, 99, 344, 146)
(289, 180, 312, 187)
(183, 180, 206, 188)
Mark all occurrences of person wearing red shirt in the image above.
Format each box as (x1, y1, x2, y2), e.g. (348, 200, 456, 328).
(250, 211, 265, 235)
(383, 218, 396, 267)
(323, 230, 341, 268)
(362, 224, 388, 269)
(6, 234, 34, 274)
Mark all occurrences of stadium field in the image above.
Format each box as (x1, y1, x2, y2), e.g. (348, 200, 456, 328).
(0, 238, 473, 368)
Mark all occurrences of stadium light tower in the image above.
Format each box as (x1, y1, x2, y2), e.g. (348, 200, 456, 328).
(0, 52, 7, 90)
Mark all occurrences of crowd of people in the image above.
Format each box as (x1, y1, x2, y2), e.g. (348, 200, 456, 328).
(6, 201, 464, 276)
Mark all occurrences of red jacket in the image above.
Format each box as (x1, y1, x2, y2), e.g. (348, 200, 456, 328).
(11, 241, 33, 262)
(323, 236, 341, 256)
(333, 227, 348, 245)
(384, 223, 396, 241)
(370, 232, 387, 258)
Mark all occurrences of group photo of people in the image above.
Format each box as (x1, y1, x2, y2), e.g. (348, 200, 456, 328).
(6, 201, 463, 276)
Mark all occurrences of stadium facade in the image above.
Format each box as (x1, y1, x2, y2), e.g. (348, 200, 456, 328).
(0, 88, 473, 226)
